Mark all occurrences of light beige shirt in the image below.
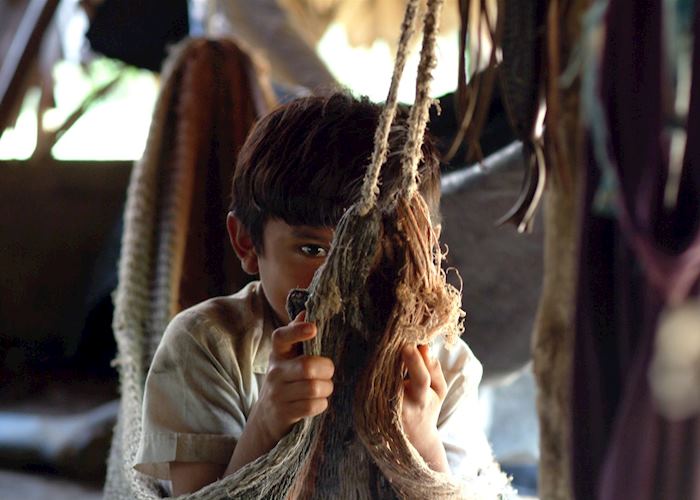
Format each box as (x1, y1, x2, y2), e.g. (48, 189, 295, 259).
(134, 281, 495, 481)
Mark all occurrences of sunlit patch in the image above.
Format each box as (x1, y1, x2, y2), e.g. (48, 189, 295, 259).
(317, 22, 459, 103)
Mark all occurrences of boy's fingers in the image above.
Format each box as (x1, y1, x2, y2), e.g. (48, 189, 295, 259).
(282, 379, 334, 402)
(402, 345, 430, 398)
(268, 355, 334, 386)
(287, 355, 335, 380)
(272, 322, 316, 358)
(427, 357, 447, 399)
(288, 398, 329, 419)
(418, 344, 447, 398)
(417, 344, 431, 363)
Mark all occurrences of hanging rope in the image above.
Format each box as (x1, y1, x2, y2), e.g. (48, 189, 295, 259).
(358, 0, 421, 215)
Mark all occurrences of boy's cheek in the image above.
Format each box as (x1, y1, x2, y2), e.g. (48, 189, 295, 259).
(289, 261, 324, 289)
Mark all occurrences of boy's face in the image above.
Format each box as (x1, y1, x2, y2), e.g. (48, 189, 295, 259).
(228, 214, 333, 324)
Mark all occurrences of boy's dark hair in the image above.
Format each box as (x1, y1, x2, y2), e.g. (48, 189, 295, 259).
(229, 92, 441, 251)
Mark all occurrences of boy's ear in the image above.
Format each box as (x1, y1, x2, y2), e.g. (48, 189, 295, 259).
(227, 213, 259, 275)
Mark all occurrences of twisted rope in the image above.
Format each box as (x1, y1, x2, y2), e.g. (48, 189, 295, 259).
(357, 0, 421, 215)
(400, 0, 444, 199)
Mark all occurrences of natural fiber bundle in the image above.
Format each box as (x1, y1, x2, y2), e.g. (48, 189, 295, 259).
(228, 193, 466, 498)
(494, 0, 548, 234)
(445, 0, 499, 164)
(349, 195, 464, 496)
(446, 2, 586, 499)
(529, 1, 587, 499)
(448, 0, 581, 232)
(175, 40, 263, 313)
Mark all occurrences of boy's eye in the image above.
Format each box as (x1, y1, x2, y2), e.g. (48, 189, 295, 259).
(299, 245, 328, 258)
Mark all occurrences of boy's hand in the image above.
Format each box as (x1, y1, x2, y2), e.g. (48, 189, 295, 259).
(401, 344, 450, 473)
(249, 313, 335, 445)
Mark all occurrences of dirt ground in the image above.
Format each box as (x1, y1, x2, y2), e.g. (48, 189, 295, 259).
(0, 370, 117, 500)
(0, 469, 102, 500)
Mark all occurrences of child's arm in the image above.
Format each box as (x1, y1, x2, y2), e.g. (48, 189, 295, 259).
(224, 315, 334, 473)
(401, 344, 451, 473)
(170, 314, 334, 495)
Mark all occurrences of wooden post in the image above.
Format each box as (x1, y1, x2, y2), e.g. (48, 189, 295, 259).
(0, 0, 59, 133)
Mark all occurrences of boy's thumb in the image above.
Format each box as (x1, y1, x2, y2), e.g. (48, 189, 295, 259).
(293, 310, 306, 323)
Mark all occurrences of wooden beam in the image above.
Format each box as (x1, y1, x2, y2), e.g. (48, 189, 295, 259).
(0, 0, 59, 132)
(0, 1, 30, 60)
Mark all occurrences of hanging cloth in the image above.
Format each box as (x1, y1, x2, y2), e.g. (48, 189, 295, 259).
(574, 1, 700, 499)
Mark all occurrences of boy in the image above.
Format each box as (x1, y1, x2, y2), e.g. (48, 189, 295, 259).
(134, 93, 501, 495)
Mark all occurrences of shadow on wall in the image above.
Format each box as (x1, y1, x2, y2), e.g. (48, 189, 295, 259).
(0, 159, 129, 399)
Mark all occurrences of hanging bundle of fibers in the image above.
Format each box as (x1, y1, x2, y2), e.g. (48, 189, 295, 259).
(445, 0, 499, 164)
(447, 0, 579, 233)
(493, 0, 548, 234)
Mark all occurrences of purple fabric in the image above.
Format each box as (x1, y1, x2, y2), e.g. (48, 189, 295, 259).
(572, 0, 700, 499)
(602, 0, 700, 302)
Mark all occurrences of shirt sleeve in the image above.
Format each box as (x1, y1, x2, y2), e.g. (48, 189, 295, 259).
(435, 338, 515, 497)
(133, 311, 248, 480)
